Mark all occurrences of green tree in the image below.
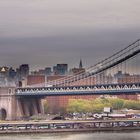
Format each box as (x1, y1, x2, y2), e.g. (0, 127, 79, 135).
(92, 104, 104, 113)
(66, 97, 140, 114)
(123, 100, 140, 110)
(108, 98, 124, 110)
(43, 100, 49, 114)
(67, 99, 91, 113)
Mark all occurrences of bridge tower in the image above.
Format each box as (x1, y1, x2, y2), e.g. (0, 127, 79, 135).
(0, 87, 17, 120)
(0, 87, 44, 120)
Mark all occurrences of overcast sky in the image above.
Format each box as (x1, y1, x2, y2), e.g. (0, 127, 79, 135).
(0, 0, 140, 70)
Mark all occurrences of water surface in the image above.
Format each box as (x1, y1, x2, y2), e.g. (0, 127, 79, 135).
(0, 131, 139, 140)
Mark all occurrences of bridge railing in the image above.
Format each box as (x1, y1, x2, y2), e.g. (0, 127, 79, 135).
(16, 83, 140, 95)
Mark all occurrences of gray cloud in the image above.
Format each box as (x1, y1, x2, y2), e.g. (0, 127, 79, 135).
(0, 0, 140, 70)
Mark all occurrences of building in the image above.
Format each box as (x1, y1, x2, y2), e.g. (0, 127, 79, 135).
(18, 64, 29, 80)
(0, 67, 9, 85)
(113, 71, 140, 83)
(27, 75, 45, 86)
(8, 67, 16, 80)
(31, 67, 52, 76)
(70, 67, 85, 75)
(118, 74, 140, 83)
(70, 59, 85, 75)
(45, 67, 52, 76)
(53, 64, 68, 75)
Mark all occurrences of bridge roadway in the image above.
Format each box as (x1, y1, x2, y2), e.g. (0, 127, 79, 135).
(16, 83, 140, 96)
(0, 119, 140, 134)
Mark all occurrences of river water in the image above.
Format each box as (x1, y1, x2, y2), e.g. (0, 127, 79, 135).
(0, 131, 140, 140)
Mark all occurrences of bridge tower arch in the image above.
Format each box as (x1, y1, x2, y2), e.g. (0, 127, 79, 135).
(0, 87, 44, 120)
(0, 108, 7, 120)
(0, 87, 17, 120)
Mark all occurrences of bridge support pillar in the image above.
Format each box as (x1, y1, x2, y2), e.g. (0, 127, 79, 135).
(16, 98, 44, 120)
(0, 87, 17, 120)
(0, 87, 44, 120)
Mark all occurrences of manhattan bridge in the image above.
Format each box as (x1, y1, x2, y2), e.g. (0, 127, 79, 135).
(17, 39, 140, 96)
(1, 39, 140, 120)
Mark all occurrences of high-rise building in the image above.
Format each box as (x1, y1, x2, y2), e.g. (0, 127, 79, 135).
(45, 67, 52, 75)
(18, 64, 29, 80)
(8, 67, 16, 80)
(53, 64, 68, 75)
(53, 66, 57, 75)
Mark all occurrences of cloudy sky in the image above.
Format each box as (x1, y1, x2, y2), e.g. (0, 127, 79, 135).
(0, 0, 140, 70)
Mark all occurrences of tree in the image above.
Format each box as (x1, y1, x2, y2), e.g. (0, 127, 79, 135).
(67, 99, 91, 113)
(66, 97, 140, 114)
(123, 100, 140, 110)
(108, 98, 124, 110)
(43, 100, 49, 114)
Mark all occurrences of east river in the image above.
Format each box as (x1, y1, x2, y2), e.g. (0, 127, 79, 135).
(0, 131, 140, 140)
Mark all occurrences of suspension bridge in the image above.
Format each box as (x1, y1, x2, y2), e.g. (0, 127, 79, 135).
(0, 39, 140, 120)
(17, 39, 140, 95)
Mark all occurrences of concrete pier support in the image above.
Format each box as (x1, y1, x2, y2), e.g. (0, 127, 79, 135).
(0, 87, 17, 120)
(16, 98, 44, 119)
(0, 87, 44, 120)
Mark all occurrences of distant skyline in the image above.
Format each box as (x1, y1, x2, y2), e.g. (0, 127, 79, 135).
(0, 0, 140, 70)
